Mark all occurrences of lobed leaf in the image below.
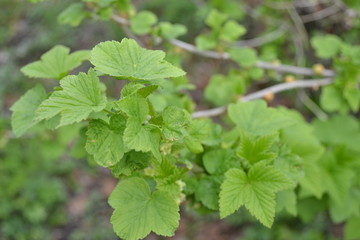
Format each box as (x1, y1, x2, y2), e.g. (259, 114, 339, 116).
(90, 38, 185, 80)
(21, 45, 90, 80)
(36, 69, 107, 127)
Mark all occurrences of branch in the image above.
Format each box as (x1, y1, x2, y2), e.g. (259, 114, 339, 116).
(110, 14, 335, 77)
(191, 78, 333, 118)
(301, 3, 342, 23)
(235, 24, 287, 48)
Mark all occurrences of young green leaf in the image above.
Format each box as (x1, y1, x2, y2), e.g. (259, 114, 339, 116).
(85, 114, 126, 167)
(123, 121, 161, 159)
(58, 3, 87, 27)
(130, 11, 157, 35)
(229, 47, 257, 67)
(311, 34, 342, 59)
(203, 149, 238, 175)
(195, 176, 222, 210)
(237, 132, 277, 164)
(162, 106, 191, 140)
(90, 38, 185, 80)
(109, 177, 180, 240)
(21, 45, 90, 79)
(10, 84, 47, 137)
(159, 22, 187, 39)
(205, 9, 227, 29)
(219, 20, 246, 42)
(117, 94, 149, 123)
(219, 163, 294, 227)
(110, 151, 152, 177)
(36, 69, 107, 127)
(228, 100, 297, 136)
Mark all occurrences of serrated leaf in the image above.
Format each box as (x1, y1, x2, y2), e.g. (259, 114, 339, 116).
(228, 100, 297, 136)
(58, 3, 87, 27)
(206, 9, 227, 29)
(10, 84, 47, 137)
(219, 163, 294, 227)
(159, 22, 187, 39)
(195, 34, 217, 50)
(130, 11, 157, 35)
(123, 121, 161, 159)
(85, 114, 126, 167)
(110, 150, 152, 177)
(90, 38, 185, 80)
(311, 34, 342, 59)
(21, 45, 90, 79)
(203, 149, 238, 175)
(229, 47, 257, 67)
(276, 190, 297, 216)
(36, 69, 107, 127)
(117, 94, 149, 123)
(220, 20, 246, 42)
(109, 177, 180, 240)
(312, 115, 360, 151)
(320, 85, 349, 113)
(195, 176, 222, 210)
(237, 132, 277, 164)
(184, 136, 203, 153)
(162, 106, 191, 140)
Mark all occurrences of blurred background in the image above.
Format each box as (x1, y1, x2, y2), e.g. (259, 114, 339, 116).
(1, 0, 360, 239)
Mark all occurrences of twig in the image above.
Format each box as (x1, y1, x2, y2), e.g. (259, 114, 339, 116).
(110, 14, 335, 77)
(235, 25, 287, 48)
(301, 3, 342, 23)
(297, 89, 329, 120)
(191, 78, 333, 118)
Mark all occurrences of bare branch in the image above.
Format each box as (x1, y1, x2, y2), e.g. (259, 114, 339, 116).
(301, 3, 342, 23)
(235, 25, 287, 48)
(192, 78, 333, 118)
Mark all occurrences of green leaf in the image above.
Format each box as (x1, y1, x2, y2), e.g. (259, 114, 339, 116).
(219, 163, 294, 227)
(85, 114, 126, 167)
(219, 20, 246, 42)
(276, 190, 297, 216)
(228, 100, 297, 136)
(195, 176, 222, 210)
(184, 136, 203, 154)
(90, 38, 185, 80)
(204, 73, 245, 106)
(109, 177, 180, 240)
(206, 9, 227, 29)
(123, 121, 161, 159)
(10, 84, 47, 137)
(344, 217, 360, 240)
(312, 115, 360, 151)
(229, 47, 257, 67)
(320, 85, 349, 113)
(162, 106, 191, 140)
(195, 34, 217, 50)
(311, 34, 342, 59)
(21, 45, 90, 80)
(130, 11, 157, 35)
(36, 69, 107, 127)
(110, 151, 152, 177)
(159, 22, 187, 39)
(203, 149, 238, 175)
(58, 3, 87, 27)
(117, 94, 149, 123)
(237, 132, 277, 164)
(344, 87, 360, 112)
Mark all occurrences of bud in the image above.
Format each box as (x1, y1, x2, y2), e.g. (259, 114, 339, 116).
(264, 92, 274, 102)
(313, 64, 324, 75)
(285, 75, 296, 83)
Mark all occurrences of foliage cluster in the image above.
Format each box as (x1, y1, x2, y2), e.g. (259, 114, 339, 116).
(9, 0, 360, 239)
